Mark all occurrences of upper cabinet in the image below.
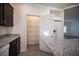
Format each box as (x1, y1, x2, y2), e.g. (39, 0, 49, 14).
(0, 3, 13, 26)
(0, 3, 3, 25)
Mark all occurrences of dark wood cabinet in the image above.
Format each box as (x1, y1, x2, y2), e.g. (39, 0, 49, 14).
(0, 3, 3, 25)
(0, 3, 13, 26)
(9, 37, 20, 56)
(4, 3, 13, 26)
(16, 37, 20, 55)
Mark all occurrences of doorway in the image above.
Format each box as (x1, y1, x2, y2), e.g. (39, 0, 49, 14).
(27, 15, 40, 45)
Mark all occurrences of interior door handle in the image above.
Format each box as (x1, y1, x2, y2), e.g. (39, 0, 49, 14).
(4, 20, 6, 24)
(0, 19, 3, 24)
(53, 30, 56, 33)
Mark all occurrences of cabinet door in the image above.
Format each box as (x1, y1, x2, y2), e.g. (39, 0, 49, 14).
(9, 39, 17, 56)
(9, 37, 20, 56)
(16, 37, 20, 55)
(0, 3, 3, 25)
(4, 3, 13, 26)
(9, 45, 17, 56)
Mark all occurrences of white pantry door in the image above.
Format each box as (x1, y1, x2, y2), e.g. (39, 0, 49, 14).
(40, 15, 63, 56)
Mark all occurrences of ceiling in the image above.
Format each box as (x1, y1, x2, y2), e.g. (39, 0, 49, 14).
(37, 3, 79, 9)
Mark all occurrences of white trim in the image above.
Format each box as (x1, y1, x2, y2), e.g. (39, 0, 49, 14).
(63, 4, 79, 10)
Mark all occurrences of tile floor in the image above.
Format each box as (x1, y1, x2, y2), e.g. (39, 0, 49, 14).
(19, 44, 53, 56)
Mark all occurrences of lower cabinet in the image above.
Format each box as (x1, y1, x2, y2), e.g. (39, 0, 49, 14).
(9, 37, 20, 56)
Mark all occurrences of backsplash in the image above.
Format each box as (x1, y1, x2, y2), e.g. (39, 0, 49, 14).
(0, 26, 12, 35)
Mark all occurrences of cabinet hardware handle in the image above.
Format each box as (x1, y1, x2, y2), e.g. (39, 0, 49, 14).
(4, 20, 6, 24)
(0, 19, 3, 24)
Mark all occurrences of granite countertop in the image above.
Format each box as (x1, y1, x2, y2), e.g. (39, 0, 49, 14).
(0, 34, 20, 49)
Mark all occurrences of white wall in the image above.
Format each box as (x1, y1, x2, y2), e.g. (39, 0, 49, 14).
(10, 3, 62, 52)
(0, 26, 12, 35)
